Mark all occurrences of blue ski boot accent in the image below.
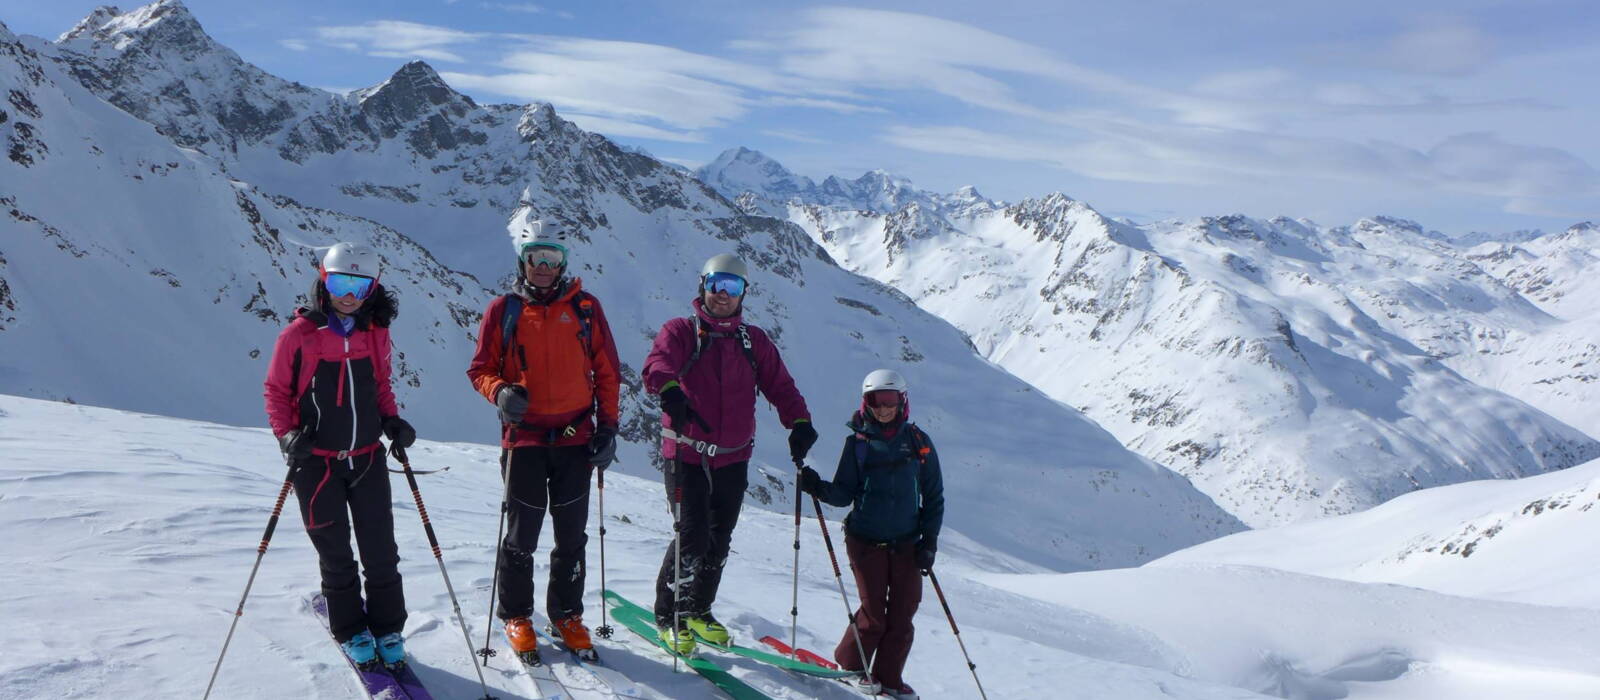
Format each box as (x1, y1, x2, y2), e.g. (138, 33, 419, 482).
(340, 630, 378, 667)
(376, 632, 406, 668)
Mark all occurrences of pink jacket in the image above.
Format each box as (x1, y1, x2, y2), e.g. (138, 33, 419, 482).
(263, 308, 399, 453)
(642, 299, 810, 468)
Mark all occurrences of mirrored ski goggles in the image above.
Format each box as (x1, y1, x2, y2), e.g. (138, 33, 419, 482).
(323, 272, 376, 299)
(704, 271, 746, 297)
(520, 243, 567, 269)
(865, 390, 903, 408)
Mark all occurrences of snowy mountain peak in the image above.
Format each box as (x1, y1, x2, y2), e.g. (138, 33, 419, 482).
(695, 146, 817, 202)
(354, 60, 473, 112)
(57, 0, 210, 54)
(57, 6, 122, 42)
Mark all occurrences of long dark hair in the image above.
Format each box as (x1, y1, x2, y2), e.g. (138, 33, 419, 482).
(305, 276, 398, 328)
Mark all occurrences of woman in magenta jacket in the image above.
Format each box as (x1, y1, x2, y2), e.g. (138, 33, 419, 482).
(262, 242, 416, 668)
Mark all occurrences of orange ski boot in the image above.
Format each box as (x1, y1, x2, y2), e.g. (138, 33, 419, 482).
(505, 617, 540, 664)
(552, 615, 598, 661)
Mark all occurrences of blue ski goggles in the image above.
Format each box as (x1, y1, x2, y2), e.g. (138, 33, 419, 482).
(704, 271, 746, 297)
(520, 242, 567, 270)
(323, 272, 376, 300)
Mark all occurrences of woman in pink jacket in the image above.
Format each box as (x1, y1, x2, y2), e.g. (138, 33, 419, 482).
(641, 253, 818, 653)
(262, 243, 416, 669)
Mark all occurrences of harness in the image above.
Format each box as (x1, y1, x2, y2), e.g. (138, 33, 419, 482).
(677, 315, 759, 377)
(498, 289, 598, 442)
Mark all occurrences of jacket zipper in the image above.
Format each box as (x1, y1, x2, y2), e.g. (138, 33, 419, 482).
(345, 337, 357, 455)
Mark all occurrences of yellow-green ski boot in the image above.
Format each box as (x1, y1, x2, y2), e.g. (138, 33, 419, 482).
(685, 614, 730, 645)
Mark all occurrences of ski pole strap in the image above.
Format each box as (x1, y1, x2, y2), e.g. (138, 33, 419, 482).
(660, 427, 749, 457)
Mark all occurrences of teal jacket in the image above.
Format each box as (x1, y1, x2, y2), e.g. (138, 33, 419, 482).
(815, 414, 944, 550)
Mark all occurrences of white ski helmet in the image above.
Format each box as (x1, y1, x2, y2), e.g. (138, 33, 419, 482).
(322, 242, 380, 279)
(701, 253, 748, 280)
(862, 369, 909, 395)
(514, 219, 572, 274)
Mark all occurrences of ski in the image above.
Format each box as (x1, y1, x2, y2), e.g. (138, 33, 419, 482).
(608, 592, 856, 681)
(535, 619, 649, 698)
(602, 590, 770, 700)
(756, 635, 838, 670)
(310, 594, 416, 700)
(505, 645, 574, 700)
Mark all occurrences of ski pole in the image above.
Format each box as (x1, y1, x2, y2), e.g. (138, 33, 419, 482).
(669, 456, 684, 674)
(812, 495, 874, 684)
(927, 569, 988, 700)
(392, 445, 496, 700)
(594, 467, 613, 640)
(203, 464, 295, 700)
(788, 458, 804, 661)
(478, 449, 514, 667)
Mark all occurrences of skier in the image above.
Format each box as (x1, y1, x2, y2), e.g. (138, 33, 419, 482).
(642, 253, 818, 653)
(466, 220, 622, 661)
(799, 369, 943, 700)
(263, 242, 417, 669)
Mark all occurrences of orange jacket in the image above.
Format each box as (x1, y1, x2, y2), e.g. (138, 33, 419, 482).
(467, 278, 621, 448)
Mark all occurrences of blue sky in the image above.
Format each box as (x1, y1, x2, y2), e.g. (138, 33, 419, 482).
(8, 0, 1599, 234)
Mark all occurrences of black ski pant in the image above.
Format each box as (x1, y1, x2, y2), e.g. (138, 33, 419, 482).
(496, 444, 593, 622)
(653, 459, 749, 627)
(292, 448, 407, 643)
(834, 534, 922, 689)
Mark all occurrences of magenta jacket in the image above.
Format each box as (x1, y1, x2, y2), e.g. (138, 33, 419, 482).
(642, 299, 810, 468)
(263, 307, 399, 454)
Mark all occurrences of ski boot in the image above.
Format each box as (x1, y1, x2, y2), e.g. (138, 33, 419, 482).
(375, 632, 406, 669)
(505, 617, 541, 665)
(340, 630, 379, 669)
(881, 683, 918, 699)
(551, 615, 599, 661)
(658, 622, 696, 655)
(684, 612, 730, 645)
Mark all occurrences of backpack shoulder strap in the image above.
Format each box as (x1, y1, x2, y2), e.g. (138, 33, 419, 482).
(735, 324, 759, 374)
(571, 292, 595, 358)
(499, 293, 523, 373)
(677, 315, 705, 377)
(908, 425, 931, 465)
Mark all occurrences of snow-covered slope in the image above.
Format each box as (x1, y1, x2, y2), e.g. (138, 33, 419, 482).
(2, 6, 1243, 570)
(701, 149, 1600, 527)
(0, 395, 1266, 700)
(1156, 456, 1600, 609)
(10, 396, 1600, 700)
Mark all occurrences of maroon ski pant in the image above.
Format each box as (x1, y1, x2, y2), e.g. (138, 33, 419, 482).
(834, 534, 922, 688)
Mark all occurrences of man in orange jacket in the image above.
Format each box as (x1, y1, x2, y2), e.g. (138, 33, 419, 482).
(466, 220, 622, 663)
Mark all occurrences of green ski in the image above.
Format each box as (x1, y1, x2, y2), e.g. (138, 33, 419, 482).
(603, 590, 856, 680)
(603, 593, 770, 700)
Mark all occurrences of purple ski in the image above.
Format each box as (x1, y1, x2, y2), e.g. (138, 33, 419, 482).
(311, 594, 432, 700)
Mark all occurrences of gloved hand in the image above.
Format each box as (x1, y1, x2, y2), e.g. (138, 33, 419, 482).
(659, 385, 710, 433)
(788, 420, 818, 461)
(496, 384, 528, 425)
(798, 465, 822, 496)
(382, 415, 416, 449)
(588, 424, 618, 470)
(916, 540, 937, 572)
(278, 428, 314, 466)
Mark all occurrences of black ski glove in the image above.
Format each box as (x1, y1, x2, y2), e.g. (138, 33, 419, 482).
(916, 539, 937, 572)
(588, 424, 618, 470)
(660, 385, 710, 433)
(798, 465, 822, 496)
(788, 420, 818, 461)
(382, 415, 416, 449)
(278, 428, 314, 466)
(496, 384, 528, 425)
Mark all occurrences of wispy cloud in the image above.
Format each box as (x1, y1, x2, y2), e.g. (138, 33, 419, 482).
(481, 2, 546, 14)
(279, 38, 309, 52)
(760, 129, 827, 144)
(311, 21, 483, 63)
